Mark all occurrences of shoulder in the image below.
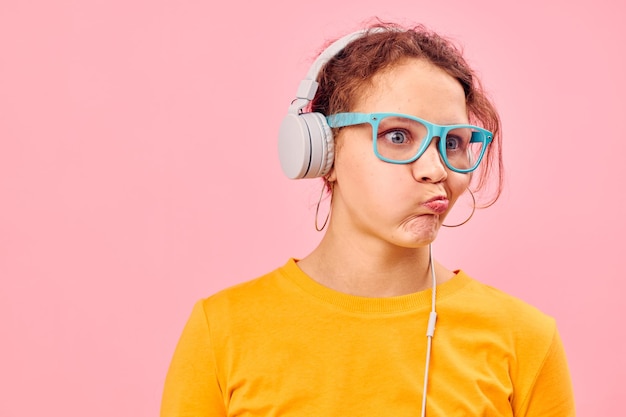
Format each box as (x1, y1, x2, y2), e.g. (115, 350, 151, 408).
(194, 259, 300, 325)
(456, 272, 555, 322)
(444, 271, 557, 347)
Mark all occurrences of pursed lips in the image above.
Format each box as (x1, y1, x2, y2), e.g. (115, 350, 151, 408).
(421, 196, 449, 214)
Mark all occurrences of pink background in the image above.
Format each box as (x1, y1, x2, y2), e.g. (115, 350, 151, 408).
(1, 0, 623, 415)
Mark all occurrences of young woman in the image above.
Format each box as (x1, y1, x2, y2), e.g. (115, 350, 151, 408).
(161, 22, 575, 416)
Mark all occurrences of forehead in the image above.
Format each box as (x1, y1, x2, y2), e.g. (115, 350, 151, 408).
(352, 58, 468, 124)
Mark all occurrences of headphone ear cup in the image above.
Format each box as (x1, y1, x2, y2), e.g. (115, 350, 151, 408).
(278, 112, 334, 179)
(304, 112, 334, 178)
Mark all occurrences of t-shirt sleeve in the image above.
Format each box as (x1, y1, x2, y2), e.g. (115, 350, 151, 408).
(161, 300, 227, 417)
(517, 326, 576, 416)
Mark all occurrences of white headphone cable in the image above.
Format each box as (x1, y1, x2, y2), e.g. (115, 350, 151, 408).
(420, 244, 438, 417)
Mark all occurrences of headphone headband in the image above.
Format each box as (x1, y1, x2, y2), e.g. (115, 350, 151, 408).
(278, 27, 390, 179)
(289, 29, 370, 115)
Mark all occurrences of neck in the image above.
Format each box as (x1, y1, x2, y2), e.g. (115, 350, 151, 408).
(298, 224, 451, 298)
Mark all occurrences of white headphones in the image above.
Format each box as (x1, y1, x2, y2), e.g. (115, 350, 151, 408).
(277, 30, 370, 179)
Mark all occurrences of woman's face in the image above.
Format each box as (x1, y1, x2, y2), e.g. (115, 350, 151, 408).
(328, 58, 471, 249)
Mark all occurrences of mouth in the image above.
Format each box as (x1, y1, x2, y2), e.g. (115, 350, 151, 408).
(422, 196, 449, 214)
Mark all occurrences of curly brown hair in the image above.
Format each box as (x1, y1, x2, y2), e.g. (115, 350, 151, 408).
(311, 22, 503, 206)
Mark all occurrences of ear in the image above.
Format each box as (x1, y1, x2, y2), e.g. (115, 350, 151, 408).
(325, 165, 337, 183)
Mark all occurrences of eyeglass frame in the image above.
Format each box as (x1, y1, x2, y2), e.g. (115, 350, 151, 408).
(325, 112, 493, 173)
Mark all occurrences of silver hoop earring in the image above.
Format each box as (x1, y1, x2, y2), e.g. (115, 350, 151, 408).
(442, 189, 476, 228)
(315, 182, 332, 232)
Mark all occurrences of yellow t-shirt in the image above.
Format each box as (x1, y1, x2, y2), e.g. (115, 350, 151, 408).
(161, 259, 575, 416)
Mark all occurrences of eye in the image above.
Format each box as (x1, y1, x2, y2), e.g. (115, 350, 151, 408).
(383, 130, 410, 144)
(445, 135, 462, 150)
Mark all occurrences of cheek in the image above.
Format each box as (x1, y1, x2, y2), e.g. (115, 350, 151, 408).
(447, 172, 471, 204)
(332, 132, 376, 183)
(334, 150, 376, 193)
(333, 147, 405, 216)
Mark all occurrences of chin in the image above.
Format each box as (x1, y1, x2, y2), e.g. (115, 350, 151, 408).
(395, 217, 440, 247)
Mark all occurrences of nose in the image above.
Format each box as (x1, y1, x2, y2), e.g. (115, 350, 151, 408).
(411, 140, 447, 183)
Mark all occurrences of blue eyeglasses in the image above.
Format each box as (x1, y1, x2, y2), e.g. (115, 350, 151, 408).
(326, 112, 493, 173)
